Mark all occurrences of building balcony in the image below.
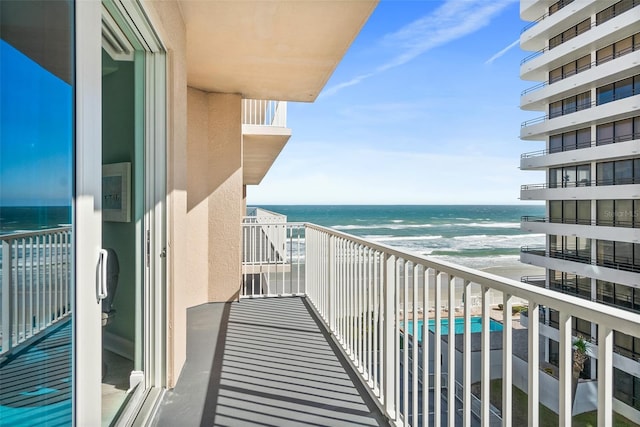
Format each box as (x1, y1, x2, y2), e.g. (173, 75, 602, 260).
(520, 0, 596, 52)
(242, 99, 292, 185)
(520, 8, 639, 82)
(4, 223, 640, 425)
(158, 219, 640, 425)
(521, 95, 640, 141)
(520, 180, 640, 201)
(520, 247, 640, 288)
(521, 216, 640, 244)
(520, 137, 640, 170)
(520, 50, 640, 111)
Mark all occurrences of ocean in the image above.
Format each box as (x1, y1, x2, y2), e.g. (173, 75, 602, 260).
(0, 206, 71, 235)
(257, 205, 545, 271)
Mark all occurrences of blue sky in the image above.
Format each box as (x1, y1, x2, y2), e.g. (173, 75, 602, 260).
(0, 40, 73, 206)
(247, 0, 545, 205)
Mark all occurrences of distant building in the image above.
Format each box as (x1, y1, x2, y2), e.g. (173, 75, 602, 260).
(519, 0, 640, 420)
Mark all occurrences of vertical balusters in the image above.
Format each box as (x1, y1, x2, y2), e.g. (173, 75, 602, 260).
(463, 280, 472, 427)
(598, 326, 613, 427)
(411, 264, 419, 427)
(527, 302, 540, 427)
(481, 286, 491, 425)
(558, 311, 572, 426)
(447, 276, 456, 426)
(423, 268, 431, 427)
(402, 260, 409, 423)
(434, 271, 444, 427)
(21, 237, 27, 341)
(502, 293, 513, 427)
(383, 253, 396, 420)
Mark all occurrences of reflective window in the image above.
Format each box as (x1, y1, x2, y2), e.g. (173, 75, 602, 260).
(0, 1, 74, 424)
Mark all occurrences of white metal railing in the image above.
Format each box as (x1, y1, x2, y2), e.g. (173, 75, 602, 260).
(241, 221, 640, 426)
(242, 99, 287, 127)
(0, 227, 72, 357)
(241, 220, 304, 297)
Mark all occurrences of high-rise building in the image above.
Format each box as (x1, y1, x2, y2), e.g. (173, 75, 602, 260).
(519, 0, 640, 419)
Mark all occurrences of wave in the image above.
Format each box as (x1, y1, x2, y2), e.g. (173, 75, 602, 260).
(458, 222, 520, 229)
(368, 235, 443, 242)
(453, 233, 544, 241)
(332, 223, 433, 230)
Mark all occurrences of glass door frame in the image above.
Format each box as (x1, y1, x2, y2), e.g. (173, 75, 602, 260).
(75, 1, 166, 425)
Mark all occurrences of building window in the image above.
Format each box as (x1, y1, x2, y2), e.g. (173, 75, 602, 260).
(596, 33, 640, 65)
(596, 159, 640, 185)
(597, 0, 639, 26)
(596, 240, 640, 272)
(597, 200, 640, 227)
(601, 281, 640, 312)
(548, 269, 591, 299)
(549, 235, 591, 262)
(549, 91, 591, 118)
(596, 74, 640, 106)
(549, 164, 591, 187)
(549, 0, 574, 15)
(613, 368, 640, 410)
(597, 116, 640, 145)
(550, 200, 590, 224)
(549, 127, 590, 152)
(549, 55, 591, 84)
(549, 19, 591, 49)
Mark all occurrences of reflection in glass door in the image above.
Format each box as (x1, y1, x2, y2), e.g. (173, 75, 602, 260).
(0, 1, 75, 425)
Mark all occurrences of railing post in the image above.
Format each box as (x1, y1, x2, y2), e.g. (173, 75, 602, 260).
(2, 240, 13, 354)
(527, 302, 540, 427)
(383, 253, 396, 421)
(328, 234, 335, 332)
(598, 326, 613, 427)
(502, 293, 513, 427)
(559, 312, 572, 426)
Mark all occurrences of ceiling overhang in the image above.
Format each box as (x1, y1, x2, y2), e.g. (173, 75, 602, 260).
(243, 127, 292, 185)
(178, 0, 378, 101)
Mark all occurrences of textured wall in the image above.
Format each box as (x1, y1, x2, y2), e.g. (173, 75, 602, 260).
(187, 90, 242, 303)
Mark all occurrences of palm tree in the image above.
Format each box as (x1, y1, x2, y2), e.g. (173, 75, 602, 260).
(572, 336, 589, 410)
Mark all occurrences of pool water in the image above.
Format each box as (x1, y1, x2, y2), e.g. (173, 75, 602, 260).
(403, 317, 503, 342)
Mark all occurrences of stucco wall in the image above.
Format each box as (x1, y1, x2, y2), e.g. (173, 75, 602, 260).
(187, 90, 243, 303)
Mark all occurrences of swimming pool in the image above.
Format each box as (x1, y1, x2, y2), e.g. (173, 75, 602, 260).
(402, 317, 503, 342)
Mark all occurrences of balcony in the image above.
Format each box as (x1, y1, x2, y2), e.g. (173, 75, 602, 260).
(5, 221, 640, 425)
(520, 247, 640, 288)
(520, 9, 639, 83)
(242, 99, 292, 185)
(520, 179, 640, 201)
(156, 218, 640, 425)
(0, 228, 73, 424)
(521, 216, 640, 244)
(520, 136, 640, 170)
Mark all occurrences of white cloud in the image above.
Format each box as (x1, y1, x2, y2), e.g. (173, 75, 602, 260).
(322, 0, 517, 97)
(484, 38, 520, 65)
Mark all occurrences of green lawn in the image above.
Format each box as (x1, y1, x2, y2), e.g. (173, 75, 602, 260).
(471, 379, 639, 427)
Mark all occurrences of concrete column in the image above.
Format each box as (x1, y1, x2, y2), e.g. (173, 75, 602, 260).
(187, 88, 243, 303)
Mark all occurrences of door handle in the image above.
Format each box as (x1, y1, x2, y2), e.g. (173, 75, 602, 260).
(97, 249, 109, 300)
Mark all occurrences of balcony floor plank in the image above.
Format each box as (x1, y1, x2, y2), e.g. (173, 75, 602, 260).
(153, 297, 389, 427)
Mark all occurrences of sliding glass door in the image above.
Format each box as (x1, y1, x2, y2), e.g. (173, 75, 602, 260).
(1, 1, 76, 424)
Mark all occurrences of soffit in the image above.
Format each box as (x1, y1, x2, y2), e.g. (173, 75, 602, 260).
(178, 0, 378, 101)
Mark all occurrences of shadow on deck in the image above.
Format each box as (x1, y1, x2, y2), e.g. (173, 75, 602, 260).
(0, 319, 72, 426)
(153, 297, 389, 427)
